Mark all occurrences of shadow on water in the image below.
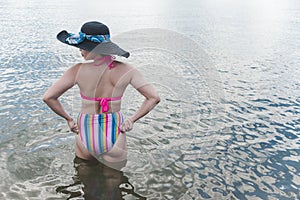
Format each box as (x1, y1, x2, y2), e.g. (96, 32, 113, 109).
(56, 157, 146, 200)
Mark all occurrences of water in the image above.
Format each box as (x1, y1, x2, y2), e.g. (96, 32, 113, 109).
(0, 0, 299, 199)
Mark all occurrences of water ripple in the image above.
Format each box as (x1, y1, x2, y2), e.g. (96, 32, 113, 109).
(1, 0, 300, 199)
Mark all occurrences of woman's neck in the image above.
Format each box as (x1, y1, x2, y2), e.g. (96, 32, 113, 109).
(93, 56, 113, 66)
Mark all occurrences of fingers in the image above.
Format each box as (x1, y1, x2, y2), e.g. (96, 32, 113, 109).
(68, 119, 79, 134)
(71, 125, 79, 134)
(120, 119, 133, 133)
(72, 123, 79, 134)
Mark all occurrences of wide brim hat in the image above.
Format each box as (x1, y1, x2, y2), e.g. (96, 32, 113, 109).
(57, 21, 130, 58)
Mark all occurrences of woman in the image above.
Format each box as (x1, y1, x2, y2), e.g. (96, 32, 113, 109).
(43, 21, 160, 164)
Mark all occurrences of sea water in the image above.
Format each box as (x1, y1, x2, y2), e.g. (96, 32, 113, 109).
(0, 0, 299, 199)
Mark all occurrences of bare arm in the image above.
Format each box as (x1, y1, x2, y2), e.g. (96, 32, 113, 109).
(42, 64, 80, 133)
(121, 69, 160, 132)
(129, 84, 160, 122)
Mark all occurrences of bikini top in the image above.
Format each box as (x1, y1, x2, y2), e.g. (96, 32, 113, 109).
(80, 92, 122, 113)
(80, 56, 122, 113)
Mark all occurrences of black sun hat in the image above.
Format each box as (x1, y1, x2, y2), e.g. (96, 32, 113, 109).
(57, 21, 130, 58)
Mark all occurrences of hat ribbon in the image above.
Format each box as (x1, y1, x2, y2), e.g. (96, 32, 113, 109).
(66, 32, 111, 45)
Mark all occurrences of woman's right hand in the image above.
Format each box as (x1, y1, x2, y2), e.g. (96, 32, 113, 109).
(120, 119, 133, 133)
(67, 118, 79, 134)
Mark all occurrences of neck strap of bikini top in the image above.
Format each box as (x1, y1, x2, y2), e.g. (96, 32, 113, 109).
(93, 56, 116, 69)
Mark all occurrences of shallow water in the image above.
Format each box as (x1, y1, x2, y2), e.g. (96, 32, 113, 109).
(0, 0, 299, 199)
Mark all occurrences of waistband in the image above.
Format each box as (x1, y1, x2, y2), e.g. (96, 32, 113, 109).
(78, 111, 123, 120)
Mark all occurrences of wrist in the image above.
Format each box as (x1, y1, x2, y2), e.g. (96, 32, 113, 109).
(128, 118, 135, 123)
(66, 117, 73, 122)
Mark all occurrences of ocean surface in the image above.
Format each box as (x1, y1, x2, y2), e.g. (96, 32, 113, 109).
(0, 0, 299, 199)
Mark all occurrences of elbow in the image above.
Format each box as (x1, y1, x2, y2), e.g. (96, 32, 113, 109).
(42, 95, 49, 103)
(148, 95, 160, 105)
(42, 94, 52, 104)
(154, 95, 161, 104)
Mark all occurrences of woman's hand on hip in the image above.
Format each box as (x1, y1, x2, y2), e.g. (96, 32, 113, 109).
(120, 119, 133, 133)
(67, 118, 79, 134)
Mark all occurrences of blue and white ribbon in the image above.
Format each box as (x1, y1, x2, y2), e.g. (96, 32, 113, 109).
(66, 32, 111, 44)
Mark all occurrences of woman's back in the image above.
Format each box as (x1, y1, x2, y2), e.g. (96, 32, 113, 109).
(76, 61, 132, 114)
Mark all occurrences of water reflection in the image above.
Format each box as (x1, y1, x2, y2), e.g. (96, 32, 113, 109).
(56, 157, 146, 200)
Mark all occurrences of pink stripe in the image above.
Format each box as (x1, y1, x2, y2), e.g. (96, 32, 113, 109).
(105, 113, 108, 151)
(91, 115, 96, 154)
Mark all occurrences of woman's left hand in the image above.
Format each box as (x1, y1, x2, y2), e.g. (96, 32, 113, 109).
(67, 118, 79, 134)
(120, 119, 133, 133)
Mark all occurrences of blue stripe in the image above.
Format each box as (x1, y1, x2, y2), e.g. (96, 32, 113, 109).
(84, 115, 91, 152)
(111, 113, 116, 144)
(98, 114, 103, 153)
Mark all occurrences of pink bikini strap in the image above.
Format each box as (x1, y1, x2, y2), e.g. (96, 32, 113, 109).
(80, 92, 122, 112)
(93, 56, 116, 70)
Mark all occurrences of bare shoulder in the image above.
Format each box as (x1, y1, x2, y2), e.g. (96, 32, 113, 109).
(114, 61, 135, 72)
(62, 62, 81, 75)
(68, 63, 82, 72)
(112, 61, 147, 88)
(60, 63, 82, 84)
(115, 62, 149, 89)
(113, 61, 139, 78)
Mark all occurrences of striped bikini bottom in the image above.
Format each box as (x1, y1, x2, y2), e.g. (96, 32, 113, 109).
(77, 112, 124, 156)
